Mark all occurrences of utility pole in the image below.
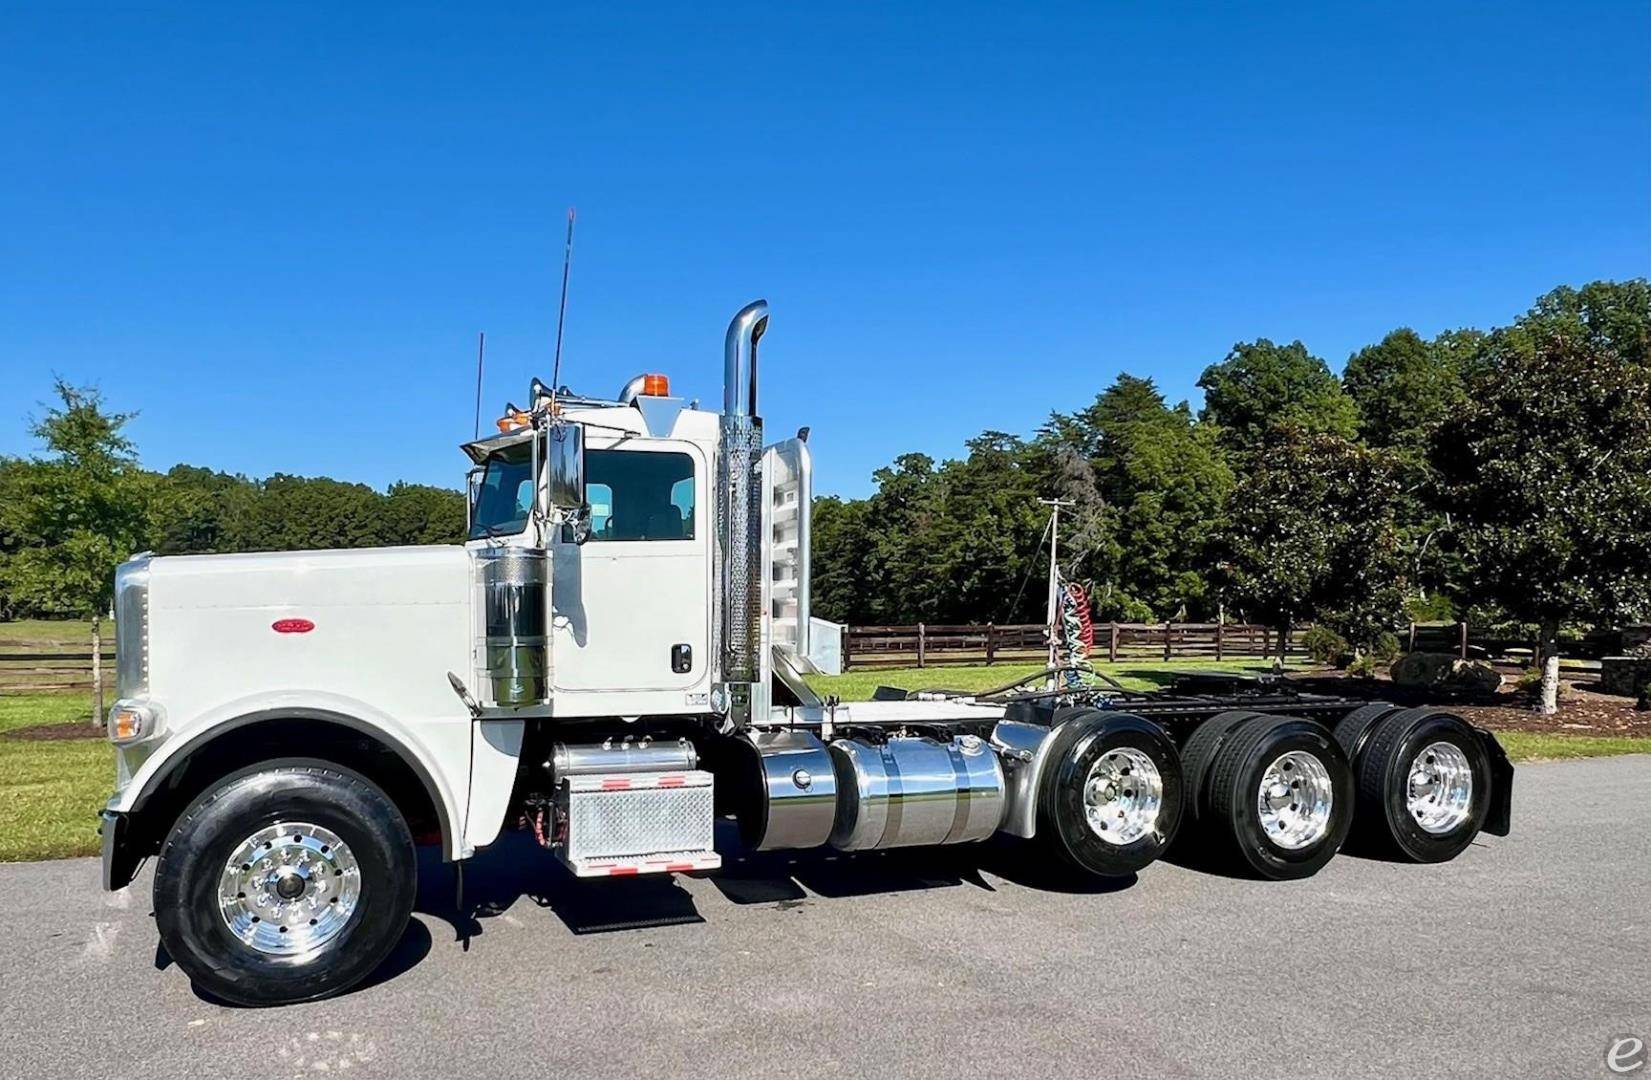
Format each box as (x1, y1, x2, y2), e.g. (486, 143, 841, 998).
(1039, 498, 1074, 674)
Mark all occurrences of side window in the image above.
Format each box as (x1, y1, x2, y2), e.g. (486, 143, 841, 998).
(580, 450, 696, 542)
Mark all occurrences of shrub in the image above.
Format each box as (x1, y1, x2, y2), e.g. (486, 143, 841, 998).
(1369, 631, 1401, 664)
(1347, 652, 1382, 678)
(1303, 626, 1352, 666)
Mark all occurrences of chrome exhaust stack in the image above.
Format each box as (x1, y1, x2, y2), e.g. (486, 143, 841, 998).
(718, 299, 769, 727)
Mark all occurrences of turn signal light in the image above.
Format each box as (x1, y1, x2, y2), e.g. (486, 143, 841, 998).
(641, 373, 670, 397)
(108, 700, 162, 745)
(496, 410, 531, 432)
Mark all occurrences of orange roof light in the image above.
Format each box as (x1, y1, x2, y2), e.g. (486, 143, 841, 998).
(496, 409, 531, 433)
(641, 373, 670, 397)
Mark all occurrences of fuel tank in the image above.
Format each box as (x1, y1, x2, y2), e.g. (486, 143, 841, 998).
(827, 735, 1007, 850)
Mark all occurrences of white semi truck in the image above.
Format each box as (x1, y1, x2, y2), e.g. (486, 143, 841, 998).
(99, 301, 1513, 1005)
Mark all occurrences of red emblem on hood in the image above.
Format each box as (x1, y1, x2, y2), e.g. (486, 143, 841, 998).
(272, 618, 315, 634)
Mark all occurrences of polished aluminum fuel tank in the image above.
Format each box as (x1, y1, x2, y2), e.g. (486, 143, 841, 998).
(827, 735, 1007, 850)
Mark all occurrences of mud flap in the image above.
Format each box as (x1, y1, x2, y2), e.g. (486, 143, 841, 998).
(1473, 726, 1515, 837)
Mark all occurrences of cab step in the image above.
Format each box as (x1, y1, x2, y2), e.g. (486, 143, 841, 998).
(565, 849, 723, 878)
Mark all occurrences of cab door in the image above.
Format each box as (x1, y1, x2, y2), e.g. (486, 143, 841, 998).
(551, 440, 710, 694)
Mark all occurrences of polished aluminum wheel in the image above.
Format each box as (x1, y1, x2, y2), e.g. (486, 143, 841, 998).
(1082, 747, 1164, 846)
(1256, 751, 1334, 850)
(1406, 741, 1474, 835)
(218, 822, 361, 958)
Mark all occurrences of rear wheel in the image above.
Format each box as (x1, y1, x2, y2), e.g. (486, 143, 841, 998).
(153, 762, 417, 1006)
(1207, 715, 1353, 880)
(1179, 710, 1265, 824)
(1353, 709, 1492, 862)
(1331, 703, 1403, 761)
(1039, 713, 1184, 877)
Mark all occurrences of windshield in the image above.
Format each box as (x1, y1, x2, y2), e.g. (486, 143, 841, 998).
(469, 443, 535, 539)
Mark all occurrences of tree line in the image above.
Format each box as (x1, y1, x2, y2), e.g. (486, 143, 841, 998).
(813, 280, 1651, 710)
(0, 389, 465, 624)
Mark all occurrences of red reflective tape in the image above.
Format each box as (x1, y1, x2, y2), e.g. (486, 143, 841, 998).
(600, 778, 632, 790)
(606, 866, 639, 876)
(272, 618, 315, 634)
(664, 862, 695, 872)
(657, 775, 685, 787)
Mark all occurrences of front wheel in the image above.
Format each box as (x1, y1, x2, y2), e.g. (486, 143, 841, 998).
(153, 762, 417, 1006)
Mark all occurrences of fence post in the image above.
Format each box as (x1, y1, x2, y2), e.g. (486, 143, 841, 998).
(1109, 623, 1119, 663)
(1215, 621, 1224, 661)
(1408, 622, 1417, 653)
(1163, 622, 1173, 661)
(917, 623, 927, 668)
(1458, 621, 1468, 661)
(984, 622, 996, 666)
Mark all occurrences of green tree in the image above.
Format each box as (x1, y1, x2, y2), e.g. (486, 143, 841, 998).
(809, 494, 876, 625)
(147, 464, 258, 554)
(1041, 375, 1231, 620)
(1432, 280, 1651, 713)
(382, 482, 466, 546)
(1343, 327, 1478, 454)
(1343, 327, 1483, 613)
(0, 381, 150, 721)
(1212, 427, 1408, 655)
(1198, 339, 1359, 451)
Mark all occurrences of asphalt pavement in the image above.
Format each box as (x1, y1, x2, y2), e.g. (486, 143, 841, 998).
(2, 755, 1647, 1079)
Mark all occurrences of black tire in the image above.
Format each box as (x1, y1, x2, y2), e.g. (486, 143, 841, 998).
(1207, 714, 1353, 880)
(1331, 703, 1403, 762)
(1038, 712, 1185, 878)
(1354, 709, 1492, 863)
(1179, 710, 1266, 824)
(153, 762, 417, 1006)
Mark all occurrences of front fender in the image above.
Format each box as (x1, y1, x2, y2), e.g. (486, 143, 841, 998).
(111, 690, 470, 861)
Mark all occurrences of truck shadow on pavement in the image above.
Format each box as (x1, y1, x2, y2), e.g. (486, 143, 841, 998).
(412, 824, 1136, 953)
(174, 829, 1142, 1003)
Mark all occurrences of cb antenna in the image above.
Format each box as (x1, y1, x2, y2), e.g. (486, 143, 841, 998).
(550, 207, 576, 405)
(472, 330, 486, 439)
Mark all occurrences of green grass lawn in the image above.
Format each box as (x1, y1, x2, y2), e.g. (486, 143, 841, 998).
(0, 618, 98, 645)
(1, 670, 1647, 864)
(0, 693, 114, 862)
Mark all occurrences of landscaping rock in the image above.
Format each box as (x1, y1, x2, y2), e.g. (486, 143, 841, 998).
(1391, 651, 1504, 695)
(1600, 656, 1651, 698)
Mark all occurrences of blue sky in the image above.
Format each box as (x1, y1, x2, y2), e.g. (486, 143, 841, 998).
(2, 2, 1647, 498)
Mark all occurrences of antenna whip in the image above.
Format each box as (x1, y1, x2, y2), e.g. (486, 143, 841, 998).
(472, 331, 486, 439)
(551, 207, 576, 402)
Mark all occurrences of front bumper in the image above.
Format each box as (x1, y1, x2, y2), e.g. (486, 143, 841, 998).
(99, 809, 141, 891)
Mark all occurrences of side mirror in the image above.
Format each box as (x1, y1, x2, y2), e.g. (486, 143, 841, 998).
(464, 466, 483, 532)
(545, 423, 585, 510)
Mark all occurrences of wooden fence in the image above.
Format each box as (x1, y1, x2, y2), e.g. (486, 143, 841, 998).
(0, 640, 114, 695)
(842, 622, 1305, 670)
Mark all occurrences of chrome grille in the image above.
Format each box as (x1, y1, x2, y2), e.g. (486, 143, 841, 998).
(113, 555, 152, 698)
